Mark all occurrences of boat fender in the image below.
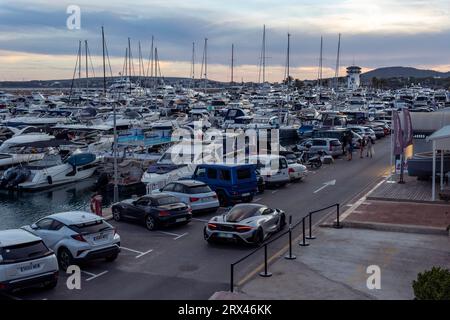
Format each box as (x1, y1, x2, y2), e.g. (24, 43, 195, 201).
(47, 175, 53, 185)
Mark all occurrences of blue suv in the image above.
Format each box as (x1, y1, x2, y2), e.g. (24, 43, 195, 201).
(191, 164, 258, 206)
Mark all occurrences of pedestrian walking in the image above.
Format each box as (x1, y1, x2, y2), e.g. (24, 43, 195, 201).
(359, 136, 366, 158)
(366, 136, 375, 158)
(342, 138, 347, 156)
(347, 141, 353, 161)
(90, 192, 103, 217)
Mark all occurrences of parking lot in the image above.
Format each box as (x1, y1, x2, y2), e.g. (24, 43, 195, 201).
(4, 138, 391, 300)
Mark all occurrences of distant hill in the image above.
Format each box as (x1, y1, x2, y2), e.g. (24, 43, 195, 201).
(361, 66, 450, 81)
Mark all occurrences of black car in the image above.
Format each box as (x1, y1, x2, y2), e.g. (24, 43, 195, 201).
(111, 193, 192, 230)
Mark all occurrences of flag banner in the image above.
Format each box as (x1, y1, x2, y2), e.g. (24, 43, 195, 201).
(393, 111, 403, 155)
(403, 109, 413, 147)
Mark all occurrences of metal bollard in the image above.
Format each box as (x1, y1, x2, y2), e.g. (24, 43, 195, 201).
(333, 203, 343, 229)
(230, 264, 234, 292)
(305, 212, 316, 240)
(285, 215, 296, 260)
(299, 217, 310, 247)
(259, 244, 272, 277)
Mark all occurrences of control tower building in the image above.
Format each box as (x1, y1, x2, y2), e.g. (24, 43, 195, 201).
(346, 66, 361, 90)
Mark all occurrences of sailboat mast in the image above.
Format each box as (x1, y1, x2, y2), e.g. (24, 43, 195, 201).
(204, 38, 208, 91)
(318, 36, 323, 92)
(85, 40, 89, 90)
(102, 26, 106, 95)
(191, 42, 195, 86)
(128, 37, 132, 94)
(78, 40, 82, 88)
(287, 33, 290, 85)
(231, 43, 234, 84)
(262, 25, 266, 83)
(334, 33, 341, 90)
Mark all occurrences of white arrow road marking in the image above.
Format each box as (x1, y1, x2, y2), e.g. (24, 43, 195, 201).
(313, 179, 336, 193)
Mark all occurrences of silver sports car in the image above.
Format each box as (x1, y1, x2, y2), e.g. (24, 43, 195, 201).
(204, 203, 286, 245)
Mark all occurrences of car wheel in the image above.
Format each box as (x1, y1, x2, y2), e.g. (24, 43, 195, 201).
(112, 207, 122, 221)
(253, 228, 264, 246)
(312, 161, 322, 169)
(58, 248, 73, 271)
(105, 253, 118, 262)
(217, 191, 228, 207)
(43, 280, 58, 290)
(258, 183, 265, 193)
(145, 214, 157, 231)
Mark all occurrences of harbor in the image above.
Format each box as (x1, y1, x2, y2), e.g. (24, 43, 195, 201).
(1, 0, 450, 304)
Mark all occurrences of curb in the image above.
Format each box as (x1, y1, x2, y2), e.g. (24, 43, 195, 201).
(340, 220, 448, 236)
(367, 196, 446, 204)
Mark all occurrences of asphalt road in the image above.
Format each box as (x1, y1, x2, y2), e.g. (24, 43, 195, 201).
(10, 138, 391, 300)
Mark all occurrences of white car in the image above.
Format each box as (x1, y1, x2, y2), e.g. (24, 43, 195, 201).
(153, 180, 220, 213)
(247, 155, 290, 187)
(23, 211, 121, 270)
(348, 126, 377, 141)
(0, 229, 59, 292)
(280, 152, 308, 181)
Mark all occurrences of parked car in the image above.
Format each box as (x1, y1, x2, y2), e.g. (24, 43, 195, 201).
(153, 180, 219, 213)
(22, 211, 120, 271)
(279, 151, 308, 181)
(312, 128, 362, 148)
(112, 194, 192, 230)
(367, 124, 385, 138)
(204, 203, 286, 245)
(191, 163, 258, 206)
(246, 155, 290, 187)
(348, 126, 377, 141)
(0, 229, 59, 292)
(297, 138, 343, 157)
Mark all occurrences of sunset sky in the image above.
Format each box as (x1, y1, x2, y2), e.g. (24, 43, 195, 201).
(1, 0, 449, 82)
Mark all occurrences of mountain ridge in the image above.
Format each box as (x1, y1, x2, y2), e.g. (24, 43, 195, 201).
(361, 66, 450, 80)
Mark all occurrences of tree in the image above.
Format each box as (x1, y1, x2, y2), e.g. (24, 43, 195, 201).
(412, 267, 450, 300)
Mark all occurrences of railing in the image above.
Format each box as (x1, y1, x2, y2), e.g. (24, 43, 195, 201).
(230, 203, 342, 292)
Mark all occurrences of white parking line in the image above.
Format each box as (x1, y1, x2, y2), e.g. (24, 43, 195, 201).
(120, 246, 142, 254)
(271, 190, 278, 194)
(136, 249, 153, 259)
(192, 218, 209, 222)
(121, 246, 153, 259)
(81, 270, 96, 277)
(253, 197, 262, 202)
(174, 233, 188, 240)
(157, 230, 188, 240)
(85, 270, 108, 282)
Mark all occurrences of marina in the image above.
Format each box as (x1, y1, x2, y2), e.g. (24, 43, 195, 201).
(1, 0, 450, 304)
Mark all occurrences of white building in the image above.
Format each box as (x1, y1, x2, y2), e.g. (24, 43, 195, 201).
(346, 66, 361, 90)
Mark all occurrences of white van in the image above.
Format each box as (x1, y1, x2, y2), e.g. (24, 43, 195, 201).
(247, 155, 290, 187)
(0, 229, 59, 292)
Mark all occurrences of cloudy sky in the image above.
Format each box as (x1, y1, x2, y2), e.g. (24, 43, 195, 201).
(0, 0, 449, 82)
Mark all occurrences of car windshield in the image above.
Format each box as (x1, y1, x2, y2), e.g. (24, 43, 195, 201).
(69, 220, 112, 234)
(226, 205, 264, 222)
(0, 240, 50, 264)
(156, 196, 179, 205)
(187, 185, 211, 194)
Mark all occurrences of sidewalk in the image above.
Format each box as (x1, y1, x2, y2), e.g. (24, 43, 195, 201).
(341, 199, 450, 235)
(211, 227, 449, 300)
(211, 176, 450, 300)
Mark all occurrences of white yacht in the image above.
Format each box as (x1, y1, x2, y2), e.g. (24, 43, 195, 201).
(5, 151, 99, 191)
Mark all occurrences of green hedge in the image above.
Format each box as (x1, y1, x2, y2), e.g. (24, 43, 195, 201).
(412, 267, 450, 300)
